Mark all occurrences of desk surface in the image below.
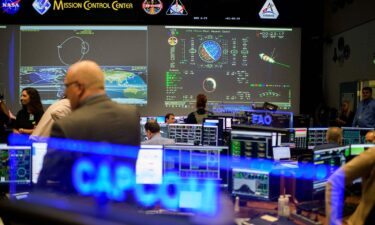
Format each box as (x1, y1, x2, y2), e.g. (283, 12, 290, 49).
(236, 200, 326, 225)
(236, 195, 360, 225)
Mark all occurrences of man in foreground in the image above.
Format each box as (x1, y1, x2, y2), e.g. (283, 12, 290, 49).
(37, 60, 140, 192)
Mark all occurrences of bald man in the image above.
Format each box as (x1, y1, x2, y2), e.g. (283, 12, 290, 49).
(37, 60, 140, 192)
(314, 127, 343, 150)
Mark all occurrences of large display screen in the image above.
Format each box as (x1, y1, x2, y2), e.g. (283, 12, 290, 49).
(0, 25, 301, 115)
(162, 26, 300, 111)
(20, 26, 148, 105)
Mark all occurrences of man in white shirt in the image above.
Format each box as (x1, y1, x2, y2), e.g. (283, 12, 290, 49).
(30, 98, 71, 141)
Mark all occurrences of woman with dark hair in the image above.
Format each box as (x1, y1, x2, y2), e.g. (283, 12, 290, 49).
(13, 87, 44, 135)
(186, 93, 213, 124)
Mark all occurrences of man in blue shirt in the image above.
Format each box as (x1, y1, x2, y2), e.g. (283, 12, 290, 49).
(352, 87, 375, 128)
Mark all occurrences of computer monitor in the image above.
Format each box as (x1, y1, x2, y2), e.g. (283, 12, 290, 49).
(136, 145, 163, 185)
(31, 142, 48, 184)
(206, 115, 233, 131)
(163, 145, 229, 188)
(308, 127, 328, 149)
(0, 146, 32, 188)
(163, 145, 228, 213)
(350, 144, 375, 156)
(293, 128, 307, 149)
(203, 118, 222, 146)
(225, 118, 232, 130)
(168, 124, 202, 145)
(342, 127, 374, 145)
(231, 168, 279, 201)
(204, 117, 224, 130)
(280, 128, 295, 148)
(159, 124, 169, 139)
(230, 130, 276, 160)
(174, 116, 187, 124)
(312, 146, 347, 194)
(296, 146, 347, 201)
(272, 146, 291, 161)
(155, 116, 166, 124)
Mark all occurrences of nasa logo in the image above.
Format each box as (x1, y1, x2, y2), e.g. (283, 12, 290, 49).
(1, 0, 21, 14)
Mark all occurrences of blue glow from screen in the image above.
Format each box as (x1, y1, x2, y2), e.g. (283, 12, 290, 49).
(159, 172, 180, 210)
(9, 30, 15, 102)
(72, 158, 95, 195)
(8, 134, 344, 217)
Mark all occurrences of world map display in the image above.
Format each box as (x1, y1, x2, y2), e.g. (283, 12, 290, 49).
(20, 66, 147, 105)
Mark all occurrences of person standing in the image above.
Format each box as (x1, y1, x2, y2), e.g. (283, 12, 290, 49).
(13, 87, 44, 135)
(37, 60, 140, 192)
(30, 97, 71, 141)
(186, 93, 213, 124)
(352, 87, 375, 128)
(336, 100, 355, 127)
(0, 95, 13, 143)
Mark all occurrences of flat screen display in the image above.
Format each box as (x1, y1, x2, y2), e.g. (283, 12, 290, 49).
(0, 25, 301, 115)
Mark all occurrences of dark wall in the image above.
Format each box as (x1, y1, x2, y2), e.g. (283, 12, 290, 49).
(299, 1, 325, 116)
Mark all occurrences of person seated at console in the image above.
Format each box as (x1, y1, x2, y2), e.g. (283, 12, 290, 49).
(314, 127, 342, 150)
(165, 113, 175, 124)
(13, 87, 44, 135)
(365, 130, 375, 144)
(141, 121, 175, 145)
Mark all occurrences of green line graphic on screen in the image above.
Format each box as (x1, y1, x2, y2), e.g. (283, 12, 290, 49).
(259, 53, 290, 68)
(198, 40, 222, 63)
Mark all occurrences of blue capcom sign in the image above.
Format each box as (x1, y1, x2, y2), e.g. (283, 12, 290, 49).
(72, 158, 218, 214)
(7, 134, 219, 215)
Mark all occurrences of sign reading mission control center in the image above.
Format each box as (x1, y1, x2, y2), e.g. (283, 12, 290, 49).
(1, 0, 143, 24)
(52, 0, 133, 11)
(0, 0, 303, 26)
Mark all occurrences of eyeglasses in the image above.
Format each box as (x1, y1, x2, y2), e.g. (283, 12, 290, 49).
(64, 81, 79, 89)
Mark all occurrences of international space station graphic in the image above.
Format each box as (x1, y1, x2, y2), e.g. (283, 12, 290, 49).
(259, 51, 290, 68)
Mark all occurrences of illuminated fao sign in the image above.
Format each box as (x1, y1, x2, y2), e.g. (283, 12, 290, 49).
(72, 158, 218, 214)
(252, 114, 272, 126)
